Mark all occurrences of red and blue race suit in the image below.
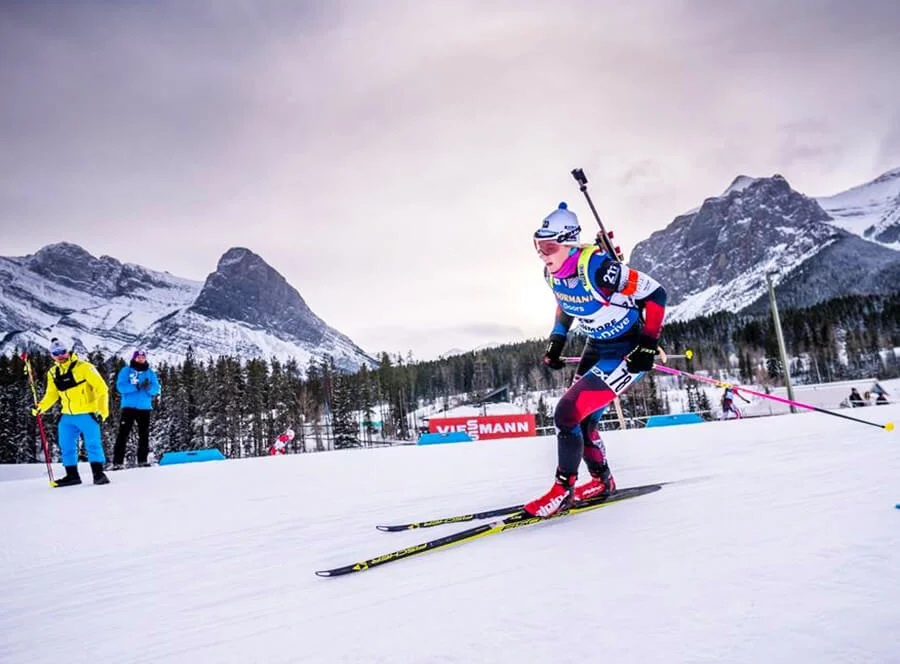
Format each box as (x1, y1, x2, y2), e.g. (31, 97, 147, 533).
(544, 245, 667, 476)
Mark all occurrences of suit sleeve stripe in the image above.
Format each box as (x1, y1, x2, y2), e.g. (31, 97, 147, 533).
(620, 268, 640, 296)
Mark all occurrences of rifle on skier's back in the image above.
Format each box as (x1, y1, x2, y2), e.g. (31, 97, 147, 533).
(571, 168, 624, 261)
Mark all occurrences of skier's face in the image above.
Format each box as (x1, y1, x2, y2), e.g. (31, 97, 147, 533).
(51, 349, 70, 363)
(534, 238, 570, 272)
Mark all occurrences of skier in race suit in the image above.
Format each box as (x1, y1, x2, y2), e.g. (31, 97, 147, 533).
(270, 429, 294, 455)
(721, 386, 749, 420)
(524, 203, 668, 518)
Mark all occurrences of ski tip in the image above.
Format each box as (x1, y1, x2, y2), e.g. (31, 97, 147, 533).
(49, 481, 57, 488)
(376, 525, 391, 532)
(315, 570, 333, 577)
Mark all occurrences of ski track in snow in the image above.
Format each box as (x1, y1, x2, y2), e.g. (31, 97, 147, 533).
(2, 406, 899, 663)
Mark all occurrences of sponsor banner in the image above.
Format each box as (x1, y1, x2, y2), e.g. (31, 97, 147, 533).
(428, 414, 535, 441)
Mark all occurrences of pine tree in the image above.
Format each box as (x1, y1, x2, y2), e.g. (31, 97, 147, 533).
(0, 353, 33, 463)
(207, 357, 239, 457)
(357, 364, 376, 446)
(330, 367, 359, 449)
(181, 345, 201, 449)
(245, 358, 269, 456)
(536, 394, 552, 430)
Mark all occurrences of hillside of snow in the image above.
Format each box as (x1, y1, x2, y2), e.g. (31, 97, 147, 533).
(818, 167, 900, 248)
(0, 251, 201, 352)
(2, 403, 898, 663)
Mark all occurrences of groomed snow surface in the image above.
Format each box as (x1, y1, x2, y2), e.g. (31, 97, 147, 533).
(2, 405, 899, 664)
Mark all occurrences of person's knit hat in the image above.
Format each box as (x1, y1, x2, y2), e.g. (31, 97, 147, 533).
(49, 338, 69, 356)
(132, 349, 147, 361)
(534, 202, 581, 244)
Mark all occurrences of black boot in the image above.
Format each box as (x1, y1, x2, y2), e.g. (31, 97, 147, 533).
(91, 462, 110, 485)
(53, 465, 82, 488)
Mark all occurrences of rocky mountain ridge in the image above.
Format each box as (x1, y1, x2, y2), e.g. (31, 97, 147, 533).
(0, 243, 375, 370)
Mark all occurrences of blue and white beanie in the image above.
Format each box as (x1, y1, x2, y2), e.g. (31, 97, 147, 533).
(49, 337, 69, 356)
(535, 202, 581, 244)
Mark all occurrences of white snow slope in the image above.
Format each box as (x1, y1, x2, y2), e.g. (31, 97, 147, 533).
(2, 405, 899, 664)
(817, 167, 900, 249)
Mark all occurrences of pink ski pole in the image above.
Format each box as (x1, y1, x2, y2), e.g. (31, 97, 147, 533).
(653, 363, 894, 432)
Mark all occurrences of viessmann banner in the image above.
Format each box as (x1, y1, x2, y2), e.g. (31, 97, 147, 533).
(428, 414, 535, 441)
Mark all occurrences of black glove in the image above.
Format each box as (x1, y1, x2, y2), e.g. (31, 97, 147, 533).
(542, 334, 567, 371)
(625, 335, 659, 373)
(90, 413, 105, 425)
(139, 378, 150, 389)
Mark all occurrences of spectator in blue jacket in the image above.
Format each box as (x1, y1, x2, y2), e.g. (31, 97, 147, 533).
(112, 349, 160, 469)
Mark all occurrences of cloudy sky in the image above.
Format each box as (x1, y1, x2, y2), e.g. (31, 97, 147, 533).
(2, 1, 899, 360)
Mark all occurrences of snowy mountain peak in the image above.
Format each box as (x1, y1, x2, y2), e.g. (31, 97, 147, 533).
(190, 247, 322, 343)
(817, 166, 900, 247)
(722, 175, 759, 195)
(30, 241, 93, 261)
(1, 244, 375, 370)
(871, 166, 900, 185)
(24, 242, 119, 297)
(630, 172, 900, 322)
(217, 246, 254, 269)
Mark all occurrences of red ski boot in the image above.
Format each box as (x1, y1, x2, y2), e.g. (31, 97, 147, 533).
(573, 465, 616, 502)
(524, 469, 577, 518)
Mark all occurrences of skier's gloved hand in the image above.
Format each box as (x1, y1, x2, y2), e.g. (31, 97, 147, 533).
(30, 407, 41, 417)
(90, 412, 106, 425)
(543, 334, 567, 371)
(139, 378, 150, 389)
(625, 335, 659, 373)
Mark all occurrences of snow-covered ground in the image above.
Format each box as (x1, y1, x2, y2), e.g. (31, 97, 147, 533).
(2, 404, 899, 663)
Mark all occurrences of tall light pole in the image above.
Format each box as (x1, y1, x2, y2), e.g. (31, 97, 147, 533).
(766, 271, 797, 413)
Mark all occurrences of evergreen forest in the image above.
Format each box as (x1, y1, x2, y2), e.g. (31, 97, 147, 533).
(1, 291, 898, 464)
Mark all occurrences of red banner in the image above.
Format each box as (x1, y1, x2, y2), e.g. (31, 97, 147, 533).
(428, 414, 535, 441)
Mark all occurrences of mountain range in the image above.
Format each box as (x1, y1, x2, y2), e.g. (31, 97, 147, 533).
(0, 244, 375, 370)
(629, 167, 900, 321)
(3, 168, 898, 366)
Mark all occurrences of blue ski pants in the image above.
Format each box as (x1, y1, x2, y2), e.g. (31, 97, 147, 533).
(58, 413, 105, 466)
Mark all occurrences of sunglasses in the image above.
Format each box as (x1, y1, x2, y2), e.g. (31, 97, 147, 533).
(51, 349, 69, 358)
(534, 238, 569, 256)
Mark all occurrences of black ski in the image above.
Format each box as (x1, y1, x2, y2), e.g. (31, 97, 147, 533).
(316, 483, 662, 577)
(376, 480, 677, 531)
(376, 503, 524, 531)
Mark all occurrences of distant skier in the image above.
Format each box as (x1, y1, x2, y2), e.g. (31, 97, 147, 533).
(525, 203, 667, 518)
(270, 428, 294, 455)
(30, 337, 110, 487)
(721, 386, 749, 420)
(848, 388, 865, 408)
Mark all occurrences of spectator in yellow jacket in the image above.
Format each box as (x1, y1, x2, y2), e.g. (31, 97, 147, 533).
(32, 337, 111, 487)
